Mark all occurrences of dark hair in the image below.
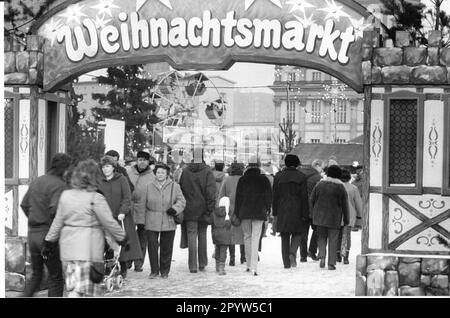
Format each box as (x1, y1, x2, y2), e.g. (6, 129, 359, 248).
(229, 162, 245, 176)
(136, 151, 150, 161)
(340, 169, 351, 182)
(327, 165, 342, 179)
(48, 153, 72, 177)
(214, 161, 225, 172)
(100, 156, 117, 168)
(153, 163, 170, 175)
(284, 154, 300, 167)
(105, 150, 120, 159)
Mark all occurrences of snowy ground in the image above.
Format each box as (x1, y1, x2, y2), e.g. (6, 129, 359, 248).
(8, 226, 361, 298)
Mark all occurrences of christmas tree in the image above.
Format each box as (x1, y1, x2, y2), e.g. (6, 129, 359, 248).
(66, 90, 105, 164)
(91, 65, 160, 157)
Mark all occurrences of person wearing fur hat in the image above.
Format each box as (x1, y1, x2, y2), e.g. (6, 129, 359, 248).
(310, 165, 349, 270)
(127, 150, 155, 272)
(20, 153, 72, 297)
(98, 156, 142, 278)
(235, 156, 272, 276)
(272, 154, 310, 268)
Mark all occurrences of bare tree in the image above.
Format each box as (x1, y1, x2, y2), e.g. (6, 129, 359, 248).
(278, 118, 300, 154)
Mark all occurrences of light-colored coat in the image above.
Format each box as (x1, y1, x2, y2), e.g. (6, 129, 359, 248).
(343, 182, 363, 227)
(218, 175, 244, 245)
(127, 165, 155, 224)
(143, 179, 186, 232)
(45, 189, 126, 263)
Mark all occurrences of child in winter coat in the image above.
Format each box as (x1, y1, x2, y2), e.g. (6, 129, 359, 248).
(212, 197, 232, 275)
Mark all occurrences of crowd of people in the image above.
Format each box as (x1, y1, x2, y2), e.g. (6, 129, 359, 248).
(20, 148, 363, 297)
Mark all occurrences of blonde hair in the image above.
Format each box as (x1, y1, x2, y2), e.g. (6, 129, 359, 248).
(70, 159, 101, 192)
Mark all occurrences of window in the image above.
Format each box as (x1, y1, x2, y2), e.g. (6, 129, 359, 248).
(287, 100, 296, 123)
(383, 93, 424, 194)
(336, 100, 347, 123)
(311, 100, 321, 123)
(335, 138, 346, 144)
(311, 139, 321, 143)
(287, 72, 296, 82)
(444, 101, 450, 195)
(312, 72, 321, 81)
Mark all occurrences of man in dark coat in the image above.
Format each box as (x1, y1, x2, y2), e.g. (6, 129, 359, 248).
(273, 154, 310, 268)
(235, 156, 272, 276)
(299, 159, 324, 261)
(179, 148, 216, 273)
(20, 153, 72, 297)
(310, 165, 349, 270)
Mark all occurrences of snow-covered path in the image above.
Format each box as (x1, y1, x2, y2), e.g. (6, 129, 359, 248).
(106, 227, 361, 298)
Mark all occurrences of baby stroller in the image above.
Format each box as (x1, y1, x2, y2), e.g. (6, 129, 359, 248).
(102, 220, 125, 292)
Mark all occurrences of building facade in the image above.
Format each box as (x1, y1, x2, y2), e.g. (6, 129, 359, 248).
(271, 65, 365, 144)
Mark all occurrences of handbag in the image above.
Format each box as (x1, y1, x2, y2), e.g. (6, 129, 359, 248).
(90, 262, 104, 284)
(88, 192, 105, 284)
(170, 183, 184, 224)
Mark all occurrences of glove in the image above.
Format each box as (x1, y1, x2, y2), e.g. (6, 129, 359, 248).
(117, 233, 129, 247)
(166, 207, 177, 216)
(118, 214, 125, 221)
(41, 240, 57, 260)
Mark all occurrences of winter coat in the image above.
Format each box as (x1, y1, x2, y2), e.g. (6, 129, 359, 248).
(179, 163, 216, 222)
(272, 167, 310, 233)
(212, 206, 232, 245)
(127, 165, 155, 224)
(235, 168, 272, 221)
(343, 182, 363, 228)
(299, 167, 323, 216)
(116, 165, 134, 193)
(310, 177, 350, 229)
(21, 173, 67, 233)
(45, 189, 126, 263)
(98, 173, 142, 262)
(218, 175, 244, 245)
(143, 179, 186, 231)
(213, 170, 226, 199)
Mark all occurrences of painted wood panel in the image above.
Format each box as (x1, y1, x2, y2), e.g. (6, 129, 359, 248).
(58, 103, 66, 153)
(388, 198, 422, 243)
(37, 99, 47, 176)
(398, 194, 450, 220)
(397, 228, 449, 252)
(370, 100, 384, 187)
(4, 189, 14, 231)
(369, 193, 383, 249)
(18, 100, 30, 179)
(423, 100, 444, 188)
(17, 185, 29, 237)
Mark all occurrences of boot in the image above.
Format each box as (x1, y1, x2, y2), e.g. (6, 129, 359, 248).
(343, 252, 349, 265)
(229, 245, 235, 266)
(218, 262, 226, 275)
(240, 245, 246, 264)
(289, 255, 297, 268)
(215, 259, 220, 272)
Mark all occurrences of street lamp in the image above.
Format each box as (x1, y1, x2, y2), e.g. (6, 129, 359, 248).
(321, 79, 348, 143)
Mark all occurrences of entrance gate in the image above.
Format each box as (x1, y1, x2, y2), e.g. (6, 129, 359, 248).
(4, 0, 450, 296)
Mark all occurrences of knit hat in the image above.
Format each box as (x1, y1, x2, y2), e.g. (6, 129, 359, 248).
(136, 151, 150, 161)
(100, 156, 117, 167)
(284, 154, 300, 167)
(105, 150, 120, 159)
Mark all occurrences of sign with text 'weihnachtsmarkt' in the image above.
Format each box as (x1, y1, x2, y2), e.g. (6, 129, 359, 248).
(33, 0, 371, 92)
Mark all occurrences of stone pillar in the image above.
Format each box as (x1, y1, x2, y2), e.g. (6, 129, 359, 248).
(274, 99, 281, 127)
(323, 101, 331, 143)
